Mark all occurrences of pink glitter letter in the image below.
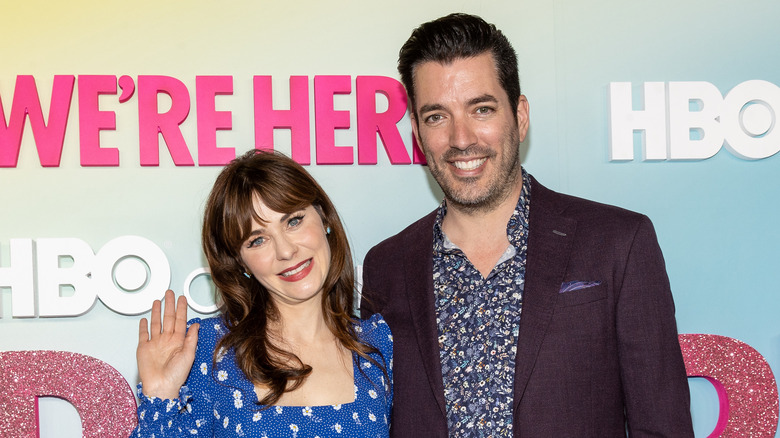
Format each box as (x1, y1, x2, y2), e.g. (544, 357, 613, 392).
(253, 76, 311, 164)
(137, 75, 194, 166)
(78, 75, 119, 166)
(0, 75, 74, 167)
(356, 76, 413, 165)
(314, 75, 353, 165)
(196, 76, 234, 166)
(679, 334, 779, 437)
(0, 350, 137, 437)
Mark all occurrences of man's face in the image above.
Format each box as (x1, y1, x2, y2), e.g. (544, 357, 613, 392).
(411, 52, 529, 212)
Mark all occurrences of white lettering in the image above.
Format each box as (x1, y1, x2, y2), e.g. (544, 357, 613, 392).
(0, 236, 206, 318)
(608, 80, 780, 161)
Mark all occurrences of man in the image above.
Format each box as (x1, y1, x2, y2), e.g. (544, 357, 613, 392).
(360, 13, 693, 437)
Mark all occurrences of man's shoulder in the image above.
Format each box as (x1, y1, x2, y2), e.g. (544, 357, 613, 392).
(531, 176, 651, 229)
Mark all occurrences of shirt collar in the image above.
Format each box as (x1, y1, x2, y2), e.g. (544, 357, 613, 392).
(433, 167, 532, 253)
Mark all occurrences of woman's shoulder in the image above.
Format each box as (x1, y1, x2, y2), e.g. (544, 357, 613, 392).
(187, 315, 228, 347)
(355, 313, 392, 350)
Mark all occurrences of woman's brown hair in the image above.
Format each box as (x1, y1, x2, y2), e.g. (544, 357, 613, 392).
(202, 149, 377, 406)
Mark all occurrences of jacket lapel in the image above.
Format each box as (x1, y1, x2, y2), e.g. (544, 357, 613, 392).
(402, 211, 448, 416)
(513, 177, 577, 409)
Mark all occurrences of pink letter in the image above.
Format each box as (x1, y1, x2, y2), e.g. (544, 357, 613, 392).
(679, 334, 779, 437)
(253, 76, 311, 164)
(196, 76, 234, 166)
(0, 75, 74, 167)
(137, 75, 194, 166)
(356, 76, 414, 165)
(314, 75, 353, 165)
(0, 350, 137, 437)
(78, 75, 119, 166)
(411, 135, 427, 164)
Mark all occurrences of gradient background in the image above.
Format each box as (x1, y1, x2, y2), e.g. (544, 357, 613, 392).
(2, 0, 779, 435)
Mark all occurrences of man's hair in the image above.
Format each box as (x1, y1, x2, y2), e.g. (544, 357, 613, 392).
(398, 13, 520, 119)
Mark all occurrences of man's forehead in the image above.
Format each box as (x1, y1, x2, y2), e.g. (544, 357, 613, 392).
(411, 54, 504, 106)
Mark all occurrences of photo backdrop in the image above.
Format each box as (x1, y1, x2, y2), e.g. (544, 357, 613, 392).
(2, 1, 780, 436)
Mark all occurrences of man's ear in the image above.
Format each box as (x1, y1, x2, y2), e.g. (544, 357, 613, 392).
(516, 95, 530, 142)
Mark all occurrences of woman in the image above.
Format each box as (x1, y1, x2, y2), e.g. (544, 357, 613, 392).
(133, 150, 392, 437)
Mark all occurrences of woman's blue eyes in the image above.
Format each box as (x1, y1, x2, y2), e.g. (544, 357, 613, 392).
(245, 214, 305, 248)
(248, 236, 265, 248)
(288, 215, 303, 227)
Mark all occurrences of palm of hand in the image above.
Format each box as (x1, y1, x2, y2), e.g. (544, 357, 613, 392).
(137, 290, 200, 400)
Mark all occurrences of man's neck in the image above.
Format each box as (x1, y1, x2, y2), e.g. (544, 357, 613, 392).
(441, 172, 524, 277)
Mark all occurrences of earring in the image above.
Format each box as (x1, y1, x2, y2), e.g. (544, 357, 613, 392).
(243, 272, 251, 278)
(326, 226, 331, 235)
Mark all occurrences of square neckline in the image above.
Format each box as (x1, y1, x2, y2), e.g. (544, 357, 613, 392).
(246, 352, 360, 409)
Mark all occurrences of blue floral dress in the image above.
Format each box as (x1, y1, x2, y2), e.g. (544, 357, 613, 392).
(133, 314, 392, 437)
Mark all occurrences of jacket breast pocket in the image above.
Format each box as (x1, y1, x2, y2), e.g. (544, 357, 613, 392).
(556, 283, 607, 307)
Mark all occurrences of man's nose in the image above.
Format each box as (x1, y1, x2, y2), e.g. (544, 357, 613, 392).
(449, 117, 477, 150)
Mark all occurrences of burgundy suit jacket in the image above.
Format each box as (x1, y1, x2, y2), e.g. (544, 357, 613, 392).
(360, 176, 693, 437)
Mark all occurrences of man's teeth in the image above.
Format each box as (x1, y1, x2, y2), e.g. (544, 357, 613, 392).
(281, 260, 311, 277)
(453, 158, 486, 170)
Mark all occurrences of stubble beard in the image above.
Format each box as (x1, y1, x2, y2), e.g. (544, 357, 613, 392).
(424, 129, 521, 215)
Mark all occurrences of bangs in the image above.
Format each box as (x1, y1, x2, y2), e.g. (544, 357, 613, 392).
(230, 173, 318, 249)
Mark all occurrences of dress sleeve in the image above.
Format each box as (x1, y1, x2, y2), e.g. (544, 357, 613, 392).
(359, 313, 394, 411)
(132, 317, 217, 437)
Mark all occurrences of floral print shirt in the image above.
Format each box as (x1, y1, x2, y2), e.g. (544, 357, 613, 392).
(133, 314, 392, 437)
(433, 169, 530, 437)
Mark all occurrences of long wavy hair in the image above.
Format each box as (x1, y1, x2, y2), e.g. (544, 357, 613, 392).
(202, 149, 377, 406)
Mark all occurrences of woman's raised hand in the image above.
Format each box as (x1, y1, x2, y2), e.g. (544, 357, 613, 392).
(137, 289, 200, 399)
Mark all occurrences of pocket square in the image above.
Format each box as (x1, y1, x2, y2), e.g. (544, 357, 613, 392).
(559, 280, 601, 293)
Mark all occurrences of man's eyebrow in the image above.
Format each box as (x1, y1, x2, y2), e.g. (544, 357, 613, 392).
(418, 103, 445, 114)
(418, 95, 499, 115)
(467, 94, 499, 106)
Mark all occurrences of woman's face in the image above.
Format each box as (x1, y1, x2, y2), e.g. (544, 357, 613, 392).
(239, 198, 331, 307)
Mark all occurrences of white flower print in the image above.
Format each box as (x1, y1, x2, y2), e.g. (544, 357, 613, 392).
(290, 424, 299, 432)
(139, 410, 146, 420)
(153, 412, 159, 421)
(200, 363, 208, 375)
(213, 409, 220, 419)
(354, 325, 363, 333)
(388, 334, 393, 342)
(302, 406, 313, 417)
(275, 406, 284, 414)
(252, 412, 262, 422)
(236, 423, 243, 434)
(369, 412, 377, 422)
(352, 411, 360, 424)
(223, 416, 229, 428)
(334, 423, 342, 433)
(195, 419, 202, 427)
(233, 390, 243, 408)
(332, 404, 342, 410)
(166, 400, 177, 412)
(368, 389, 378, 399)
(217, 370, 228, 381)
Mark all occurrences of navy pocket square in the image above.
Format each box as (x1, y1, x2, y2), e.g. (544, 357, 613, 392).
(559, 280, 601, 293)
